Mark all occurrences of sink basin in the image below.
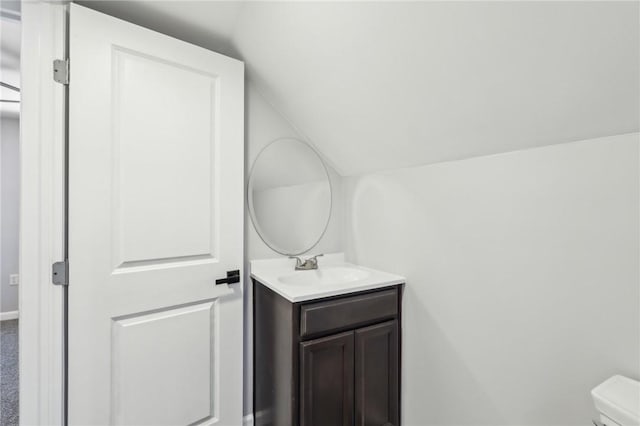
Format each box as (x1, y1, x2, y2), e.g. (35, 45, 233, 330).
(250, 253, 405, 302)
(279, 266, 371, 286)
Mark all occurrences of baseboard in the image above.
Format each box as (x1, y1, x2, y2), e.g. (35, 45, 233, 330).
(0, 310, 18, 321)
(243, 414, 254, 426)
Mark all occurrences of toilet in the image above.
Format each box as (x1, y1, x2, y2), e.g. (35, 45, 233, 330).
(592, 375, 640, 426)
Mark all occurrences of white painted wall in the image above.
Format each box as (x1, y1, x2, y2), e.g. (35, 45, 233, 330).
(1, 115, 19, 314)
(243, 83, 344, 415)
(344, 133, 640, 425)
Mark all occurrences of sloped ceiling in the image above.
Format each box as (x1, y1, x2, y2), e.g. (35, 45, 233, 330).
(78, 1, 639, 176)
(233, 1, 640, 175)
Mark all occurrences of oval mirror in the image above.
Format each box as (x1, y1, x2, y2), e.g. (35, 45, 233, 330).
(248, 138, 332, 256)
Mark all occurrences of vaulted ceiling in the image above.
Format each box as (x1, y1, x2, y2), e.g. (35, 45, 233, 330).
(234, 2, 640, 175)
(64, 2, 640, 175)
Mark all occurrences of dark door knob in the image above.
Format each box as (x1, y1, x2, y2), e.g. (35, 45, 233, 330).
(215, 270, 240, 285)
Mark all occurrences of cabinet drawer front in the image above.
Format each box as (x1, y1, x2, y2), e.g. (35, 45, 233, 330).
(300, 289, 397, 337)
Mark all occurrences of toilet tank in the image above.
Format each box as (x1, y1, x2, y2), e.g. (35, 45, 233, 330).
(592, 375, 640, 426)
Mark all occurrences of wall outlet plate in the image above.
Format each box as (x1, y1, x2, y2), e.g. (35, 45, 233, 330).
(9, 274, 19, 286)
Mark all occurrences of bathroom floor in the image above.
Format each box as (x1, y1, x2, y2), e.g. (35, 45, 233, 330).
(0, 319, 19, 426)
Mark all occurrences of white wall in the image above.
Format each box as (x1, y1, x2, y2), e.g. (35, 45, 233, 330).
(344, 133, 639, 425)
(243, 82, 344, 415)
(1, 115, 19, 314)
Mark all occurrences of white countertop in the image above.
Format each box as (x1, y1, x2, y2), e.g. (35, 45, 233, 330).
(250, 253, 405, 302)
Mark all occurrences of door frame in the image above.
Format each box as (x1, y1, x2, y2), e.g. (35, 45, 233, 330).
(20, 1, 67, 425)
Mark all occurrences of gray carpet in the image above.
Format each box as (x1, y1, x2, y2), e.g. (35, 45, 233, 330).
(1, 320, 18, 426)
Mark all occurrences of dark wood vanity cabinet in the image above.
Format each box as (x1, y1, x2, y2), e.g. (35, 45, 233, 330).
(254, 281, 403, 426)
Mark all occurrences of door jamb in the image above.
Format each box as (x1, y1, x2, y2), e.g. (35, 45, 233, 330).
(20, 2, 67, 424)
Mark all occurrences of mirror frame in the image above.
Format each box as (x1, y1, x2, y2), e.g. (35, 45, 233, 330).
(247, 137, 333, 256)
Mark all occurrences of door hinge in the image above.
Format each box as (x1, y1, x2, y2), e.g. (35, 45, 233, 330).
(53, 59, 69, 85)
(52, 260, 68, 286)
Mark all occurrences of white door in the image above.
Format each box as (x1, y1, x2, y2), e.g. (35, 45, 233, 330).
(68, 4, 244, 425)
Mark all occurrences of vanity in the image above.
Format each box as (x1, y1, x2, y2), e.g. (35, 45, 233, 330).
(251, 255, 405, 426)
(247, 138, 404, 425)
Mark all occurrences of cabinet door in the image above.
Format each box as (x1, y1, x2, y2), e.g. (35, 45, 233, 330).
(300, 331, 355, 426)
(355, 321, 400, 426)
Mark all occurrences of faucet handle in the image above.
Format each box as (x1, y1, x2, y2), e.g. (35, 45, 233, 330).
(288, 256, 303, 267)
(308, 254, 324, 265)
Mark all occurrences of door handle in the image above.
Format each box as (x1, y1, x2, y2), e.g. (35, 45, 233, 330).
(215, 270, 240, 285)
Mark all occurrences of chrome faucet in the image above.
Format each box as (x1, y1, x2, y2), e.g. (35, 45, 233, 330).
(289, 254, 324, 270)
